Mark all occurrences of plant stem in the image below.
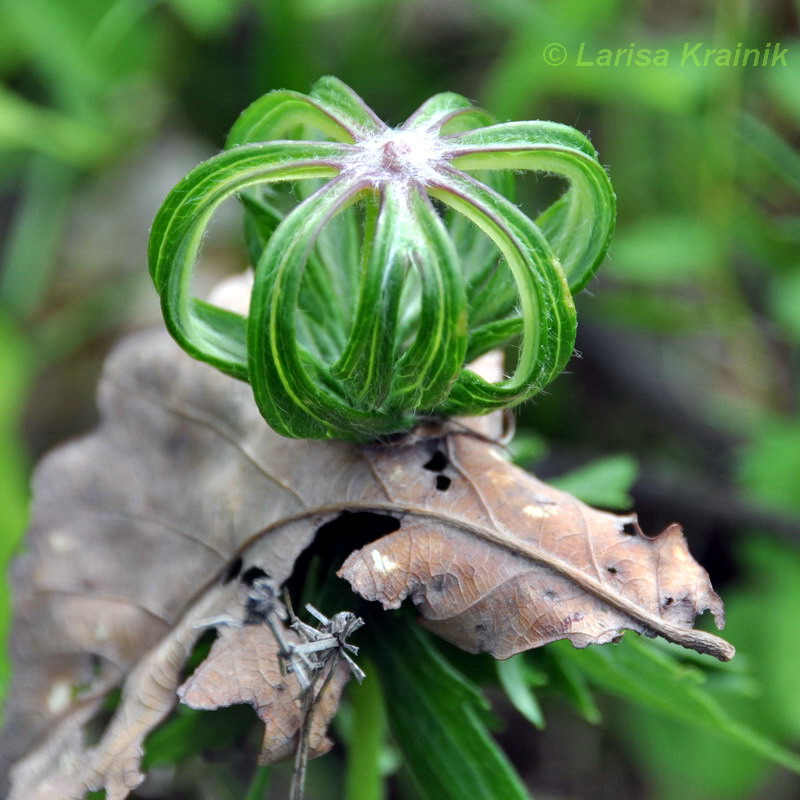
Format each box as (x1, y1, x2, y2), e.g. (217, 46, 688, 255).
(290, 651, 343, 800)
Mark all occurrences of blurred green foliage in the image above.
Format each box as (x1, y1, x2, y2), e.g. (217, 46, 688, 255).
(2, 0, 800, 798)
(0, 315, 30, 696)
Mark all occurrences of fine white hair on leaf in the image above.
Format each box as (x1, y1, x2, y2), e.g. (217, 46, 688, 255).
(341, 127, 447, 187)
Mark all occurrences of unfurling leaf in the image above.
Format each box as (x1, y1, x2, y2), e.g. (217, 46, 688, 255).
(1, 307, 731, 798)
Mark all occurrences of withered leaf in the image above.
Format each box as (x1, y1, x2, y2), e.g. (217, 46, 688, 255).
(178, 620, 348, 764)
(1, 288, 733, 798)
(1, 328, 356, 800)
(339, 435, 732, 660)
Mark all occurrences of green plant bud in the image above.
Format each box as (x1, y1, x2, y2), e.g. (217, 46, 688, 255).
(148, 77, 615, 441)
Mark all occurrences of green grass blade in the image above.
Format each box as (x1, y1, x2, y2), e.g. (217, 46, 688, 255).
(344, 661, 387, 800)
(370, 616, 531, 800)
(550, 454, 639, 511)
(554, 637, 800, 774)
(497, 656, 545, 730)
(0, 156, 76, 317)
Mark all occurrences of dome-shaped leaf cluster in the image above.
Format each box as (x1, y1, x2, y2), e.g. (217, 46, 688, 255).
(149, 77, 615, 440)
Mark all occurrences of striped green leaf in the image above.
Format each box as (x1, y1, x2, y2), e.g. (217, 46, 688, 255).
(148, 79, 615, 441)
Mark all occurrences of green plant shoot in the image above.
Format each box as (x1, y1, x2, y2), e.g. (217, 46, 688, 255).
(148, 76, 615, 441)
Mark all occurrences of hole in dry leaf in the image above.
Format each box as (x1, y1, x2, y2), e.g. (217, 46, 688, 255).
(317, 511, 402, 548)
(288, 510, 403, 597)
(435, 475, 452, 491)
(423, 450, 448, 472)
(241, 566, 268, 586)
(143, 705, 260, 774)
(621, 521, 638, 536)
(179, 628, 219, 684)
(664, 596, 674, 606)
(223, 557, 243, 584)
(607, 566, 618, 574)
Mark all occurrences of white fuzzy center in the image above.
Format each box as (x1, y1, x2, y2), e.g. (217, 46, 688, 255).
(344, 128, 446, 185)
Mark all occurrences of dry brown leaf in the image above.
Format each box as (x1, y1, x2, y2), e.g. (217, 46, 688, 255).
(0, 329, 355, 799)
(339, 433, 732, 660)
(179, 620, 348, 764)
(1, 307, 733, 798)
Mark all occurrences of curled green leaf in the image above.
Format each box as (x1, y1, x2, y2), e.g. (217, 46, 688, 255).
(148, 76, 616, 440)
